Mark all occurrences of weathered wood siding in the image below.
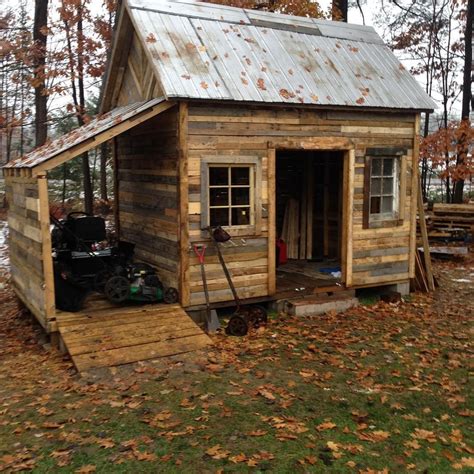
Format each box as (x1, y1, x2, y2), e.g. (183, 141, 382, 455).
(116, 33, 164, 107)
(116, 108, 180, 289)
(186, 104, 416, 305)
(4, 176, 49, 327)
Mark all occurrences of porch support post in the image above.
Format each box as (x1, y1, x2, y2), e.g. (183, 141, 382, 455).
(345, 149, 355, 287)
(37, 172, 56, 322)
(178, 102, 190, 307)
(267, 147, 276, 296)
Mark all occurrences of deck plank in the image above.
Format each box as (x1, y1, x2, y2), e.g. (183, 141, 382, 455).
(56, 301, 211, 373)
(73, 334, 211, 372)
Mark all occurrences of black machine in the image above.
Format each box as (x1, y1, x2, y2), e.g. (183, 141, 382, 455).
(51, 212, 178, 311)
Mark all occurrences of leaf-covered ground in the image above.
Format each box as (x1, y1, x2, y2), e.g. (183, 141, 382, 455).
(0, 240, 472, 472)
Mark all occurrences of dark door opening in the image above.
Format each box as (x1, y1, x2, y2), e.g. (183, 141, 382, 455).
(275, 150, 344, 295)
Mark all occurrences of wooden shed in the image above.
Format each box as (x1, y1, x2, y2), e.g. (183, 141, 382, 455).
(3, 0, 435, 367)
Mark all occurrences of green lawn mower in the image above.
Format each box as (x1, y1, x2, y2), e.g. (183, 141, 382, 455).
(101, 263, 179, 305)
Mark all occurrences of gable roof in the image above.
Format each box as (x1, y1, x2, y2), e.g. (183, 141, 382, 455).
(4, 99, 174, 171)
(112, 0, 435, 111)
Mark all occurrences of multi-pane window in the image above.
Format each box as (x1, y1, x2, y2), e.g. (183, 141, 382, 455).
(369, 157, 399, 217)
(208, 165, 253, 227)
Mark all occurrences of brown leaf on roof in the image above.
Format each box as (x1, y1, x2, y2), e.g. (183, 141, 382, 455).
(257, 78, 266, 91)
(279, 89, 295, 100)
(356, 97, 365, 104)
(200, 81, 209, 90)
(146, 33, 157, 43)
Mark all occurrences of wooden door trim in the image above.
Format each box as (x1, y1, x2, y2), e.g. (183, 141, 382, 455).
(268, 140, 355, 294)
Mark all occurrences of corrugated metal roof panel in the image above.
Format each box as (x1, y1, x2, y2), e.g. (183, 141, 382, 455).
(128, 0, 435, 111)
(128, 0, 250, 24)
(4, 98, 167, 170)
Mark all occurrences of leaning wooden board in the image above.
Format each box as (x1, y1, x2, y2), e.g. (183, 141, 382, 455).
(56, 303, 212, 373)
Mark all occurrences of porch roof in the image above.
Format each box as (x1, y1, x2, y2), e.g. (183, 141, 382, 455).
(3, 98, 175, 171)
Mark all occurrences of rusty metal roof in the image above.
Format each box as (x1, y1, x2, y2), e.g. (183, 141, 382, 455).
(4, 98, 168, 170)
(126, 0, 435, 111)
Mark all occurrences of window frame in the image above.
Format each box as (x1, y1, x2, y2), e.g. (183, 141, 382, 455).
(363, 148, 407, 229)
(201, 156, 262, 236)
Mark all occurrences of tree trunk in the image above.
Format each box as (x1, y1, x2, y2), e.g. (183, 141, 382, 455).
(453, 0, 473, 203)
(100, 142, 108, 201)
(33, 0, 48, 147)
(332, 0, 348, 21)
(421, 112, 431, 201)
(82, 153, 93, 214)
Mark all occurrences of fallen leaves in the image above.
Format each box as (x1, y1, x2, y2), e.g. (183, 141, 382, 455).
(357, 430, 391, 443)
(75, 465, 96, 474)
(411, 428, 437, 443)
(316, 421, 337, 431)
(205, 445, 230, 460)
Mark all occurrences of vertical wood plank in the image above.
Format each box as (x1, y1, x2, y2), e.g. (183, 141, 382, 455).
(306, 156, 314, 259)
(398, 154, 407, 222)
(267, 147, 276, 295)
(37, 173, 56, 321)
(362, 156, 372, 229)
(417, 178, 435, 291)
(341, 151, 348, 283)
(112, 137, 120, 240)
(178, 102, 190, 307)
(300, 159, 307, 260)
(323, 155, 330, 257)
(345, 149, 355, 286)
(409, 114, 420, 279)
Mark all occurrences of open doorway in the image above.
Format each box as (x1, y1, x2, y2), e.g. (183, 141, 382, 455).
(275, 150, 344, 297)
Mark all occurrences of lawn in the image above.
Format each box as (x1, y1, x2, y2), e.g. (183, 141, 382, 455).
(0, 254, 472, 473)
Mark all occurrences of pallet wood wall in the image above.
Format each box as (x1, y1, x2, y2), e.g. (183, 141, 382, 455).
(186, 103, 416, 305)
(4, 176, 50, 328)
(116, 108, 180, 289)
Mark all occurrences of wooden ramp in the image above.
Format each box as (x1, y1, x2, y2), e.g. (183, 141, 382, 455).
(56, 299, 212, 373)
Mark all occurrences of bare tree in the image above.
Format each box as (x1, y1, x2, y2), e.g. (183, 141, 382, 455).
(453, 0, 473, 203)
(33, 0, 48, 147)
(332, 0, 348, 21)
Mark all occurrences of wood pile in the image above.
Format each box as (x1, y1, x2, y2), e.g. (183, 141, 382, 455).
(281, 198, 300, 259)
(419, 203, 474, 241)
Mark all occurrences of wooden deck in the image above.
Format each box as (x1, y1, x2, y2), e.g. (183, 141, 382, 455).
(56, 296, 212, 373)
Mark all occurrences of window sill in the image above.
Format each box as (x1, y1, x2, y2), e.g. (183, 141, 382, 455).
(368, 217, 403, 229)
(199, 225, 260, 239)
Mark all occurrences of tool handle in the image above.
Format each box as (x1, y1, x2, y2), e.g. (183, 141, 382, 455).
(193, 244, 206, 264)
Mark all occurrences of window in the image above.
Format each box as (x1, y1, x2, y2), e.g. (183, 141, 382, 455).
(363, 148, 406, 229)
(201, 156, 262, 233)
(208, 165, 253, 227)
(369, 157, 399, 217)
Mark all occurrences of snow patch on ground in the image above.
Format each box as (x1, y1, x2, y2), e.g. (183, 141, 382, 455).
(0, 220, 9, 275)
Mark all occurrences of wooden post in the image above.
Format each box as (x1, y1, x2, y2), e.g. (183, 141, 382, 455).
(112, 137, 120, 239)
(345, 149, 355, 286)
(409, 115, 420, 278)
(267, 147, 276, 295)
(306, 156, 314, 259)
(178, 102, 190, 307)
(417, 178, 435, 291)
(37, 173, 56, 320)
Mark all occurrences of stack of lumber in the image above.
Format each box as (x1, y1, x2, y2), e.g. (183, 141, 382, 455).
(281, 198, 300, 259)
(413, 249, 430, 292)
(423, 203, 474, 240)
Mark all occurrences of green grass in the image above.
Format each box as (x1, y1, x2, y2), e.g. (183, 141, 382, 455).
(0, 286, 473, 472)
